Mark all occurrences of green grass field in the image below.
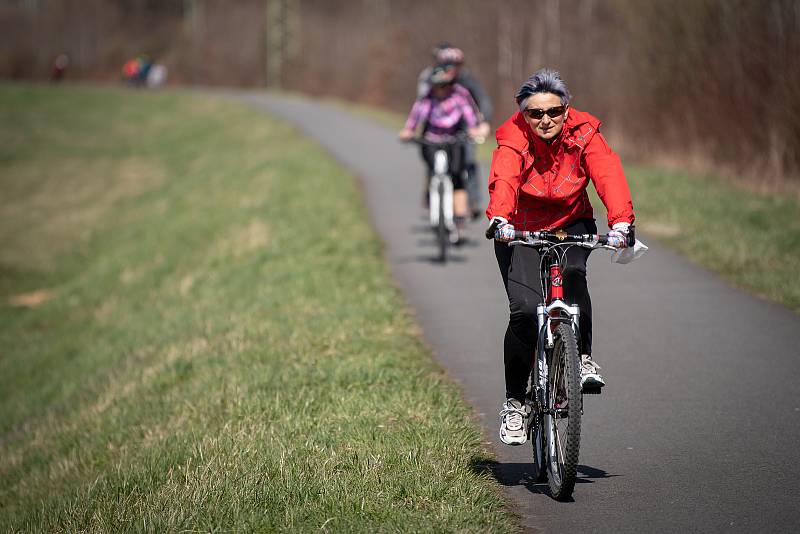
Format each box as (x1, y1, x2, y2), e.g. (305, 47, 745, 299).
(0, 85, 510, 532)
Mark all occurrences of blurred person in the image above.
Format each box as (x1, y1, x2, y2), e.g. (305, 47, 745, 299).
(417, 43, 492, 219)
(50, 54, 69, 82)
(415, 42, 452, 98)
(146, 64, 168, 88)
(485, 69, 636, 445)
(122, 55, 152, 86)
(136, 54, 152, 84)
(399, 65, 483, 241)
(122, 58, 139, 85)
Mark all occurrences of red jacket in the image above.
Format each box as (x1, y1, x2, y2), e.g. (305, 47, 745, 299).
(486, 109, 635, 231)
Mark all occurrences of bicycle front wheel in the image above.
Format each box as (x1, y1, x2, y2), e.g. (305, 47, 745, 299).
(545, 322, 582, 500)
(436, 181, 448, 262)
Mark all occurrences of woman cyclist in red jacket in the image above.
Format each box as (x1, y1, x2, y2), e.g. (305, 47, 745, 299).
(486, 69, 636, 446)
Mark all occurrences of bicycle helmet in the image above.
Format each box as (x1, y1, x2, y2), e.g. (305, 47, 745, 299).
(431, 41, 453, 58)
(428, 65, 457, 86)
(436, 47, 465, 66)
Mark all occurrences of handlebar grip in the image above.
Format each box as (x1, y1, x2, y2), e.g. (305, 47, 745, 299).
(485, 218, 501, 239)
(627, 225, 636, 248)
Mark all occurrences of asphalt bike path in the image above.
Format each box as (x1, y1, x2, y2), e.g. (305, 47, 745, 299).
(235, 92, 800, 533)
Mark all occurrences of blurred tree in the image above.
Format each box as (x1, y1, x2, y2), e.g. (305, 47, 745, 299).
(1, 0, 797, 183)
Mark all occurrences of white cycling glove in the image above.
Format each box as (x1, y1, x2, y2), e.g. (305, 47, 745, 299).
(608, 222, 649, 264)
(486, 216, 515, 242)
(607, 222, 630, 248)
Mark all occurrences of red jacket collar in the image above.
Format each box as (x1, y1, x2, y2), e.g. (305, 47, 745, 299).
(495, 108, 602, 153)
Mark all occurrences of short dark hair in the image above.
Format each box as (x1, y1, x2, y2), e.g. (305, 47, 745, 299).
(515, 68, 571, 109)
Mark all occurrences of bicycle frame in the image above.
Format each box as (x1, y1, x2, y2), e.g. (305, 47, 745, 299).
(537, 263, 581, 351)
(512, 231, 617, 357)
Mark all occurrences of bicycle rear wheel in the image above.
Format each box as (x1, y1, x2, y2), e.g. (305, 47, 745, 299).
(545, 322, 582, 500)
(436, 181, 448, 262)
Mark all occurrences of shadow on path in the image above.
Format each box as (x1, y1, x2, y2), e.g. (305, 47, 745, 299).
(470, 457, 621, 500)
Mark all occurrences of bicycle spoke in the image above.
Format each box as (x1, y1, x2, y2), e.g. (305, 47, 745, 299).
(555, 420, 566, 468)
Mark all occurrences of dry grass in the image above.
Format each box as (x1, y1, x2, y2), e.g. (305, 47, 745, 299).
(0, 156, 167, 271)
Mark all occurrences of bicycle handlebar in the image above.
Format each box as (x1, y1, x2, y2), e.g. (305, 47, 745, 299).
(511, 227, 635, 248)
(402, 133, 480, 147)
(511, 230, 610, 247)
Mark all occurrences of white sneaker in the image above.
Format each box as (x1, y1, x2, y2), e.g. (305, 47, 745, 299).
(581, 354, 605, 391)
(499, 398, 530, 445)
(449, 228, 460, 245)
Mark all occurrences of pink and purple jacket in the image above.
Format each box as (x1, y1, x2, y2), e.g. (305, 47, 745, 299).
(403, 84, 478, 141)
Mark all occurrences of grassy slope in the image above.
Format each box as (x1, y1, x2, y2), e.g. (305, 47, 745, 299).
(336, 99, 800, 312)
(0, 85, 509, 532)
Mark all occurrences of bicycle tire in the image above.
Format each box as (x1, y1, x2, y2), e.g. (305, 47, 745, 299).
(546, 322, 582, 500)
(436, 181, 448, 262)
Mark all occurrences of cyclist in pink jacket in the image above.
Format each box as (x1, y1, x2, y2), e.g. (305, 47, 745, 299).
(399, 65, 483, 234)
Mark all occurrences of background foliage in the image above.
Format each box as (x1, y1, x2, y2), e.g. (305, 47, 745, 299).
(2, 0, 799, 183)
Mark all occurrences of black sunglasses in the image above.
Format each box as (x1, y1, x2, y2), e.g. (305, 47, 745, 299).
(523, 105, 566, 120)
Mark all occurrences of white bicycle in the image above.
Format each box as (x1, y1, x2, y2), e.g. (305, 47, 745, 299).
(406, 134, 472, 263)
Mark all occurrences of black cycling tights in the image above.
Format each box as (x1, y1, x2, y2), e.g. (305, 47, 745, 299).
(494, 218, 596, 403)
